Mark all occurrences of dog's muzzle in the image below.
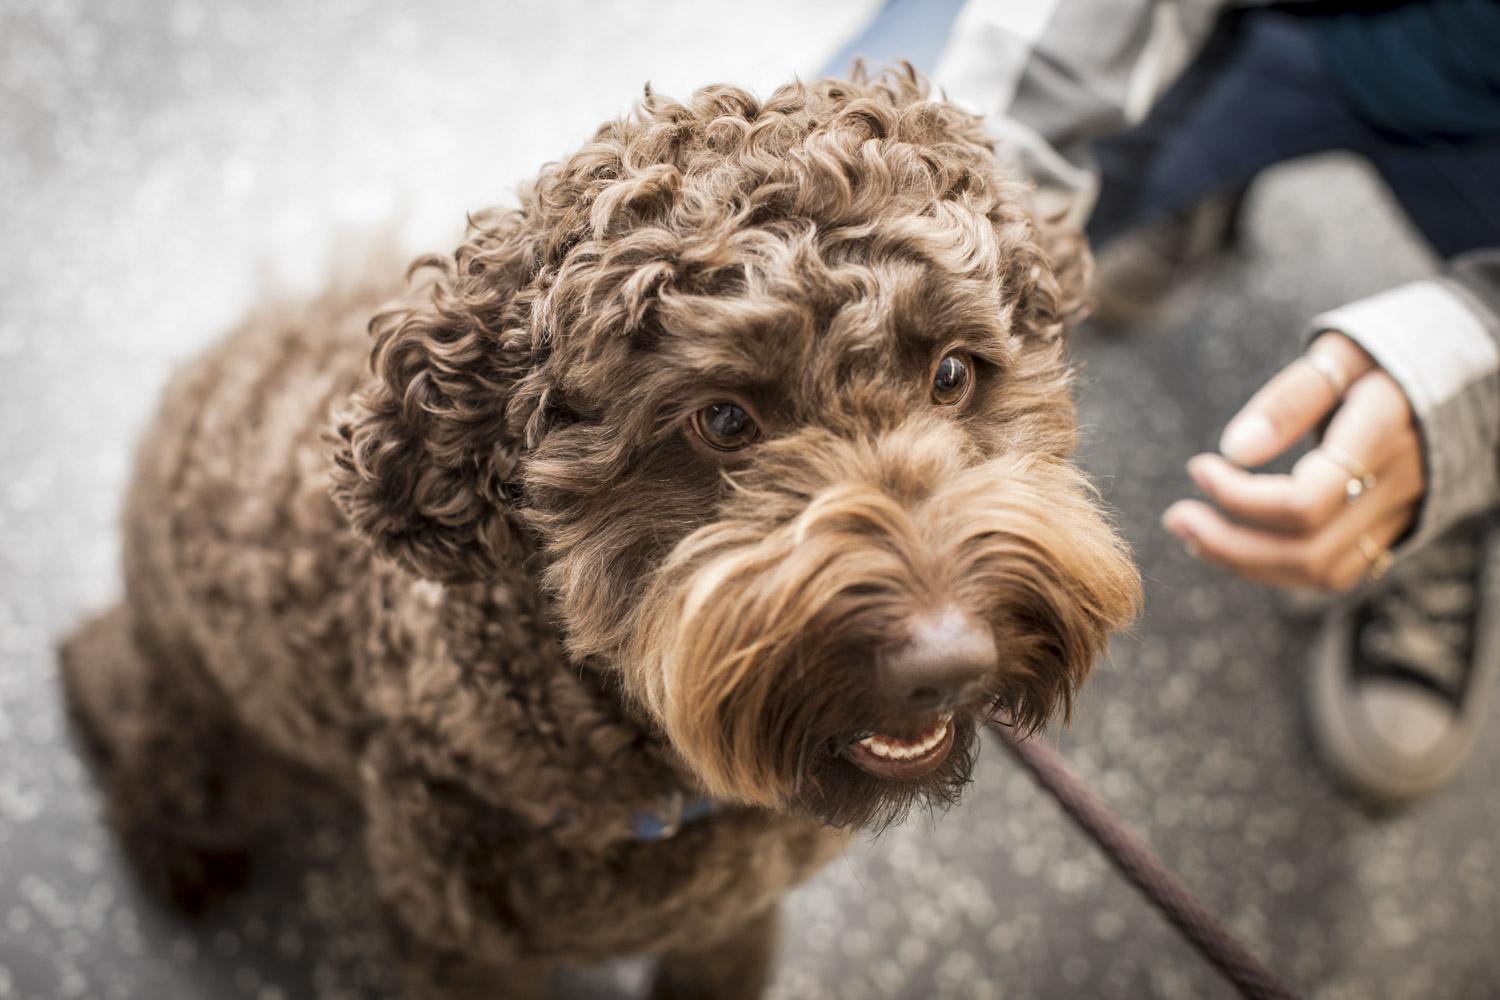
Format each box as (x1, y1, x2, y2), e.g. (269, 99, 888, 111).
(623, 421, 1140, 819)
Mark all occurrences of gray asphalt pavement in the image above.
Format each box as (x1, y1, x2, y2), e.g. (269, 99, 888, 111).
(2, 2, 1497, 998)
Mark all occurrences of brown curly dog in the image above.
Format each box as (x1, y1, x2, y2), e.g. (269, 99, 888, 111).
(59, 67, 1139, 999)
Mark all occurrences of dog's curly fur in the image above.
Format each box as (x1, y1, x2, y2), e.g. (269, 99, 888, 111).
(59, 68, 1139, 998)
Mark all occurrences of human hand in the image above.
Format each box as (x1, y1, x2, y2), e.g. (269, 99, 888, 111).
(1161, 331, 1425, 591)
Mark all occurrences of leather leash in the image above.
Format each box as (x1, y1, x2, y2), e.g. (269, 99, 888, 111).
(986, 719, 1303, 1000)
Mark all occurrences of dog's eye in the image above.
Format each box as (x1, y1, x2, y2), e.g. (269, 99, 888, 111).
(932, 353, 973, 405)
(692, 402, 759, 451)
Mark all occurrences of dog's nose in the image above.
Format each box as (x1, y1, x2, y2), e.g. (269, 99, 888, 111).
(878, 608, 997, 713)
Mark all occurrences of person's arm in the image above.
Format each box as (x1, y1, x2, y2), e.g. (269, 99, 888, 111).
(1162, 251, 1500, 590)
(933, 0, 1228, 224)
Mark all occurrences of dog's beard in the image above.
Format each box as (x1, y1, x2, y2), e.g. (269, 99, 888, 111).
(623, 423, 1140, 830)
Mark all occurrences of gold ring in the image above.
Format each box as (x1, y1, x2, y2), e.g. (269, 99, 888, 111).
(1303, 352, 1350, 397)
(1356, 532, 1393, 581)
(1316, 444, 1378, 502)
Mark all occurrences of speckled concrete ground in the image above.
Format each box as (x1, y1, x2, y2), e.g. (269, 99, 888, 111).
(3, 3, 1498, 999)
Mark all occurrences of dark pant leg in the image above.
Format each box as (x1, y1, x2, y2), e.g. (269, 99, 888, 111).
(1362, 138, 1500, 258)
(1088, 8, 1500, 259)
(1087, 10, 1371, 246)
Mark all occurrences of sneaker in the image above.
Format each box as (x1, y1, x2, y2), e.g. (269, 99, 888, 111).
(1088, 188, 1248, 331)
(1308, 518, 1500, 806)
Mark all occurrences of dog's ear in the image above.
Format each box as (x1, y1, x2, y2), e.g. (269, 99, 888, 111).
(1037, 214, 1092, 331)
(330, 210, 544, 583)
(1007, 209, 1093, 342)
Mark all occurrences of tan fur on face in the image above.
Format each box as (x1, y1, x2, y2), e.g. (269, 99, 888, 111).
(626, 418, 1139, 811)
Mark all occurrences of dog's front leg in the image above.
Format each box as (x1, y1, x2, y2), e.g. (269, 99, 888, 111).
(650, 904, 780, 1000)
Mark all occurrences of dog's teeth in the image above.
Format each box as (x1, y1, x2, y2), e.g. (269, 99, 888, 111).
(857, 714, 952, 761)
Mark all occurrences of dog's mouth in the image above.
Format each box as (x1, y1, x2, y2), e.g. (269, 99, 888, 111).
(843, 711, 955, 780)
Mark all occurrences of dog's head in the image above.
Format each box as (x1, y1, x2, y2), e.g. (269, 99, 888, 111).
(332, 68, 1140, 828)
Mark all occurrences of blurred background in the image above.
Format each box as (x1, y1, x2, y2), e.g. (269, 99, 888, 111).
(2, 1, 1498, 998)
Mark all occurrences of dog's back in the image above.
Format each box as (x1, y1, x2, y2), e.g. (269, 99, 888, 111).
(60, 277, 397, 913)
(121, 279, 396, 781)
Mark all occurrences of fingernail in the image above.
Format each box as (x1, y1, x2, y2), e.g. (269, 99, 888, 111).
(1160, 507, 1202, 557)
(1220, 415, 1274, 466)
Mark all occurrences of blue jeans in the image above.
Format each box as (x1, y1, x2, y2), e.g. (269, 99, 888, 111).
(1087, 10, 1500, 258)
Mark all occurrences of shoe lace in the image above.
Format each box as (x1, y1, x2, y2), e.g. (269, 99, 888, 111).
(1354, 522, 1488, 700)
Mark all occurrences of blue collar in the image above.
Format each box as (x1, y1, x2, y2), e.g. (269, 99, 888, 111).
(631, 794, 718, 841)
